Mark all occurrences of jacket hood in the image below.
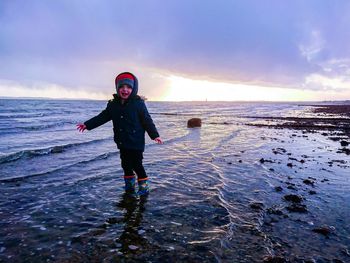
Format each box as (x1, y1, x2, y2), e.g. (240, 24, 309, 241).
(115, 72, 138, 99)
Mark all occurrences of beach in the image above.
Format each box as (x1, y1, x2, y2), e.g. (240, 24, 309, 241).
(0, 99, 349, 262)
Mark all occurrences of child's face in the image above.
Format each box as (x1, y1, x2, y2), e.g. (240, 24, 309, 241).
(118, 85, 133, 100)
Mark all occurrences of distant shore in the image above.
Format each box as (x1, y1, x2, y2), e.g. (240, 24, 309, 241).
(246, 104, 350, 140)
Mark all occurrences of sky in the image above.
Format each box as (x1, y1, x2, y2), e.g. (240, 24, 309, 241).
(1, 0, 350, 101)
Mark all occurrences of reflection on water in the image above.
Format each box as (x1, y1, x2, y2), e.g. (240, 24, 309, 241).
(116, 194, 148, 253)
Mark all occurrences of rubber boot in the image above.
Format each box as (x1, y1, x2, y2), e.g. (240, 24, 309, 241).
(137, 178, 149, 196)
(124, 175, 136, 194)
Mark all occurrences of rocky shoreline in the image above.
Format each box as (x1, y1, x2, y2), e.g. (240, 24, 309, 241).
(246, 104, 350, 262)
(246, 104, 350, 149)
(310, 104, 350, 117)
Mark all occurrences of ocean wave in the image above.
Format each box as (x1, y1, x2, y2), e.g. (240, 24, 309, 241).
(0, 151, 117, 183)
(0, 134, 186, 183)
(13, 121, 76, 131)
(0, 138, 109, 165)
(0, 113, 47, 119)
(0, 122, 78, 136)
(150, 112, 195, 116)
(20, 122, 76, 131)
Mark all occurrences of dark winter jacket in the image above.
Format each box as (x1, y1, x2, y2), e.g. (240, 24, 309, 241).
(84, 74, 159, 151)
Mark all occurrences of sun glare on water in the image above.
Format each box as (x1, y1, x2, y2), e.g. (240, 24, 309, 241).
(162, 76, 323, 102)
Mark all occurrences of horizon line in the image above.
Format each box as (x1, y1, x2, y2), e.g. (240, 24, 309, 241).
(1, 96, 350, 104)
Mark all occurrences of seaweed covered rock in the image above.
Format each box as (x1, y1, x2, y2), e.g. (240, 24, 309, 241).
(187, 118, 202, 128)
(286, 203, 308, 213)
(263, 255, 288, 263)
(249, 202, 264, 210)
(284, 194, 303, 203)
(312, 225, 335, 236)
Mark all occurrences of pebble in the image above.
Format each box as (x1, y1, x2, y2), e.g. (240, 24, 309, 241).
(128, 245, 139, 250)
(267, 207, 284, 215)
(275, 186, 283, 192)
(338, 148, 350, 155)
(106, 217, 119, 224)
(115, 243, 122, 248)
(340, 140, 349, 147)
(138, 229, 146, 235)
(249, 202, 264, 210)
(260, 158, 274, 163)
(171, 221, 182, 226)
(303, 179, 315, 186)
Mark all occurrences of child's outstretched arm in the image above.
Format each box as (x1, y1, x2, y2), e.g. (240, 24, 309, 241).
(154, 137, 163, 144)
(76, 123, 87, 132)
(77, 102, 112, 133)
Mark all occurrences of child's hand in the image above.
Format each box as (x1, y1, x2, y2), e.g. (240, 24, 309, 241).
(154, 137, 163, 144)
(76, 123, 87, 132)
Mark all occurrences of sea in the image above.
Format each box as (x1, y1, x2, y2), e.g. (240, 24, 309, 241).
(0, 99, 349, 262)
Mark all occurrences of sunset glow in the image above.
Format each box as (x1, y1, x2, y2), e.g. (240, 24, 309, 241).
(162, 76, 345, 102)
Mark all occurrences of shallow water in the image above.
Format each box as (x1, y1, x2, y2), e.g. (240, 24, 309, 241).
(0, 99, 349, 262)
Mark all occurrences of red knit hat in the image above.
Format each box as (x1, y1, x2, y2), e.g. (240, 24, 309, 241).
(115, 73, 135, 90)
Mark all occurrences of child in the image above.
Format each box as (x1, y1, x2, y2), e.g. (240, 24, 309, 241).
(77, 72, 162, 195)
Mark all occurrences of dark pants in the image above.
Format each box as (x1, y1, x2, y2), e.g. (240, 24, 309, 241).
(120, 149, 147, 179)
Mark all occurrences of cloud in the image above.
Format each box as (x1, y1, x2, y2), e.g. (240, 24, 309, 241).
(0, 79, 108, 99)
(303, 73, 350, 92)
(1, 0, 350, 99)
